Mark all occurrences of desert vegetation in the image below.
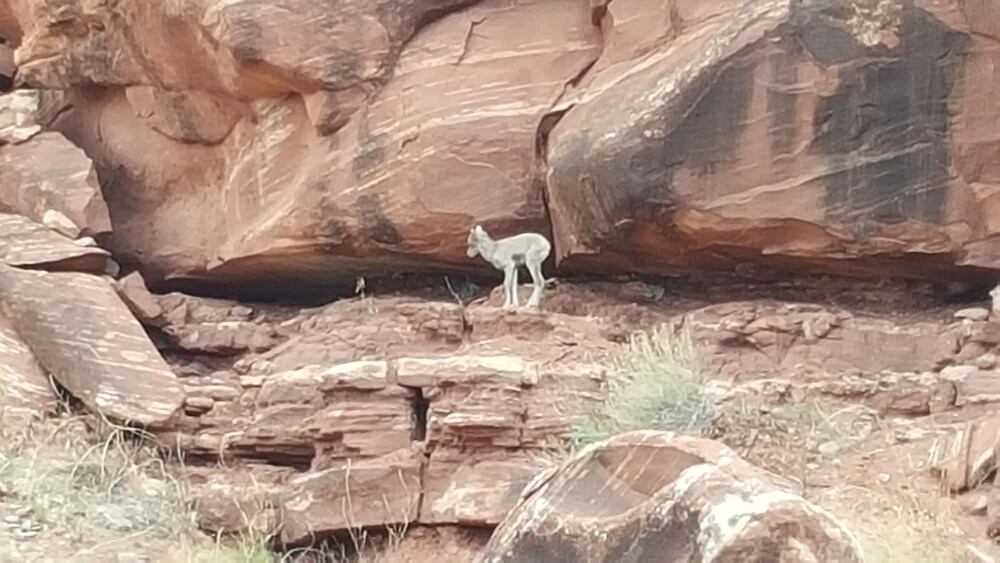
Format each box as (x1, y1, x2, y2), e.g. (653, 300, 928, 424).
(557, 324, 979, 563)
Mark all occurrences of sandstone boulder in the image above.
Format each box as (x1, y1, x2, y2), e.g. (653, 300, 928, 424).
(0, 266, 184, 428)
(0, 311, 57, 429)
(0, 89, 39, 143)
(931, 414, 1000, 493)
(543, 0, 1000, 280)
(113, 271, 165, 326)
(481, 430, 864, 562)
(0, 212, 109, 272)
(5, 0, 1000, 287)
(19, 0, 600, 290)
(0, 124, 112, 237)
(278, 448, 423, 544)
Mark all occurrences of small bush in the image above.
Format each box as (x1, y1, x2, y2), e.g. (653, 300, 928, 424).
(565, 325, 714, 451)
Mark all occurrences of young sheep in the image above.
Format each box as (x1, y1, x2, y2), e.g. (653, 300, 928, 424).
(466, 224, 552, 311)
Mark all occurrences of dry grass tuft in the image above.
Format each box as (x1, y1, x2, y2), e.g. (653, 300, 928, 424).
(0, 411, 280, 561)
(707, 398, 879, 483)
(0, 415, 191, 542)
(820, 486, 978, 563)
(564, 325, 714, 451)
(711, 398, 978, 563)
(557, 323, 981, 562)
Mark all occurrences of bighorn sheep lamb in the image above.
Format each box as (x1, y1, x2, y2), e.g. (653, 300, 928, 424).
(466, 224, 552, 311)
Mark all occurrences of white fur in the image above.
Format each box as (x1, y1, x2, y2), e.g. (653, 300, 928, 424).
(466, 224, 552, 311)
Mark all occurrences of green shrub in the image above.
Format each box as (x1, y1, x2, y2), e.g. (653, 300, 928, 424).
(566, 325, 714, 450)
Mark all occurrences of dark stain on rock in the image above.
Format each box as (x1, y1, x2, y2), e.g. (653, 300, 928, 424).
(227, 13, 264, 63)
(353, 132, 389, 178)
(315, 205, 350, 247)
(603, 500, 698, 562)
(810, 8, 970, 227)
(664, 60, 755, 179)
(352, 110, 389, 179)
(163, 91, 203, 143)
(356, 193, 402, 246)
(321, 48, 364, 90)
(547, 53, 756, 252)
(792, 6, 865, 66)
(306, 179, 350, 245)
(483, 533, 584, 563)
(767, 41, 801, 157)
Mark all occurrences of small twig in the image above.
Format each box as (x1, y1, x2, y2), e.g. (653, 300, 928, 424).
(443, 275, 465, 307)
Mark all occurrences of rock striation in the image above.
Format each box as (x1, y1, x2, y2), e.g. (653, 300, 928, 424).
(480, 430, 865, 562)
(1, 0, 996, 288)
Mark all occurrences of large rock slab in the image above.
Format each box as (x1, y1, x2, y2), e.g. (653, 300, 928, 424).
(278, 448, 423, 544)
(9, 0, 476, 97)
(931, 414, 1000, 493)
(480, 430, 863, 562)
(8, 0, 1000, 286)
(682, 301, 949, 379)
(0, 125, 112, 237)
(0, 212, 108, 271)
(148, 297, 612, 535)
(421, 447, 547, 526)
(0, 266, 184, 428)
(17, 0, 600, 290)
(545, 0, 1000, 280)
(0, 311, 56, 429)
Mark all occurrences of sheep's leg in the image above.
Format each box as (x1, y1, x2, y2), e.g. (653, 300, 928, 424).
(526, 259, 544, 310)
(510, 266, 520, 308)
(502, 264, 517, 310)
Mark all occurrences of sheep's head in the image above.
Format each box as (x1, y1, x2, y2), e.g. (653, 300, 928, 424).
(467, 225, 483, 258)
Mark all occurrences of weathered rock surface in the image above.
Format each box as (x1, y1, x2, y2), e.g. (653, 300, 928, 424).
(125, 278, 1000, 540)
(547, 0, 1000, 280)
(931, 414, 1000, 493)
(0, 212, 108, 271)
(139, 289, 610, 537)
(0, 89, 39, 143)
(0, 311, 56, 428)
(11, 0, 599, 290)
(0, 266, 184, 428)
(0, 117, 112, 237)
(480, 430, 864, 562)
(2, 1, 999, 288)
(3, 0, 998, 287)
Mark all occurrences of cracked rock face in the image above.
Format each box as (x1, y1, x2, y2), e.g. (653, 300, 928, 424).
(546, 0, 1000, 279)
(4, 0, 1000, 288)
(479, 431, 865, 563)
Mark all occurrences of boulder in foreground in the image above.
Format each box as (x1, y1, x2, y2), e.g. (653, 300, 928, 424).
(0, 266, 184, 428)
(480, 430, 864, 562)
